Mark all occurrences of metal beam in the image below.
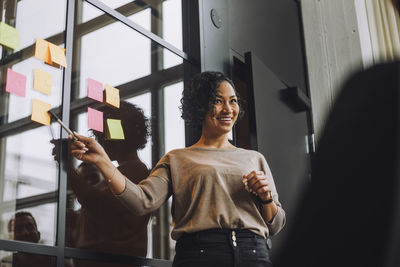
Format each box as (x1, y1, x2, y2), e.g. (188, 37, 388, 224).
(85, 0, 188, 60)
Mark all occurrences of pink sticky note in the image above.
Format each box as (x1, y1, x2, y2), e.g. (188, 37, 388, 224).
(5, 68, 26, 97)
(87, 78, 103, 102)
(88, 107, 103, 132)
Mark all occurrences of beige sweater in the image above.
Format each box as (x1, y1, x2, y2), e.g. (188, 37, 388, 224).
(116, 147, 286, 240)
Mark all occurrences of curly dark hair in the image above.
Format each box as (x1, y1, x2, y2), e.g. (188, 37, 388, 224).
(91, 101, 150, 155)
(180, 71, 244, 129)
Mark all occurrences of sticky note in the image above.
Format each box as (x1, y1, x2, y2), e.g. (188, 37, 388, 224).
(104, 84, 120, 108)
(34, 38, 52, 65)
(88, 108, 103, 132)
(48, 42, 67, 68)
(5, 68, 26, 97)
(0, 22, 20, 51)
(87, 78, 103, 102)
(34, 38, 67, 68)
(33, 69, 52, 95)
(106, 119, 124, 140)
(31, 99, 51, 126)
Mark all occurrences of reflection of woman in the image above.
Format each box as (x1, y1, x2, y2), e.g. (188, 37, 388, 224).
(67, 102, 150, 264)
(70, 71, 286, 266)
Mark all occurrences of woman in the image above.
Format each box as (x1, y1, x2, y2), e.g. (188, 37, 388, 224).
(70, 71, 286, 267)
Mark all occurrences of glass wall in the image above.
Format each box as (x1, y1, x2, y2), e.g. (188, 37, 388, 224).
(1, 250, 56, 267)
(0, 0, 67, 255)
(0, 0, 188, 266)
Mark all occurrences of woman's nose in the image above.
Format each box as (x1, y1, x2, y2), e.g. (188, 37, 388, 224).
(222, 102, 232, 112)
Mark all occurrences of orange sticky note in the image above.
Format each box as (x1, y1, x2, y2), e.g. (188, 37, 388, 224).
(104, 84, 120, 108)
(106, 119, 124, 140)
(48, 42, 67, 68)
(87, 78, 103, 102)
(31, 99, 51, 125)
(88, 107, 103, 132)
(33, 69, 52, 95)
(34, 38, 51, 65)
(5, 68, 26, 97)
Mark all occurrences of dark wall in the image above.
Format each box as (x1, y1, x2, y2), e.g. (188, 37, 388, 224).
(228, 0, 312, 259)
(229, 0, 307, 91)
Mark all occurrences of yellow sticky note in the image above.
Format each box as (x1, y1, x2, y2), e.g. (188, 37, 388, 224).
(48, 42, 67, 68)
(34, 38, 52, 65)
(104, 84, 120, 108)
(0, 22, 19, 51)
(33, 69, 52, 95)
(106, 119, 125, 140)
(31, 99, 51, 126)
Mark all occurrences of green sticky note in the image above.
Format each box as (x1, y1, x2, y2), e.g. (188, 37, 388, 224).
(0, 22, 20, 51)
(106, 119, 125, 140)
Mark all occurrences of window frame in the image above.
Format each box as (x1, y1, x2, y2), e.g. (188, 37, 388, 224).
(0, 0, 198, 266)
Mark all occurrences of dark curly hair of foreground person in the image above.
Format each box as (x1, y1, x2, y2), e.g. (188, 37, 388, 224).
(180, 71, 245, 129)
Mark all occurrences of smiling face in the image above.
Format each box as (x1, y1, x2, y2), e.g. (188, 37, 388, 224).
(9, 214, 40, 243)
(202, 80, 240, 137)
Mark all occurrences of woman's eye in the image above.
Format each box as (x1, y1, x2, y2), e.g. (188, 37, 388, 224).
(214, 99, 222, 104)
(231, 99, 238, 103)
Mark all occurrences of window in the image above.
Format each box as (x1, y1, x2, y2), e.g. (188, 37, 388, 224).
(0, 0, 191, 266)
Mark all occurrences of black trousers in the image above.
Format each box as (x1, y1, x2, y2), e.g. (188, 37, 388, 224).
(172, 229, 273, 267)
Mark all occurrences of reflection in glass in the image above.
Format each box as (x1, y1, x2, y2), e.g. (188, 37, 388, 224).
(68, 0, 185, 260)
(66, 102, 151, 264)
(0, 250, 55, 267)
(0, 0, 66, 249)
(0, 202, 57, 246)
(126, 93, 152, 169)
(1, 203, 57, 245)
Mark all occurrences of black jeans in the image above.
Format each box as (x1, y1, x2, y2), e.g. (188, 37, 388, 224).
(172, 229, 273, 267)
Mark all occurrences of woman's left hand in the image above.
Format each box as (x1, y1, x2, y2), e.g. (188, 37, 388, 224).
(242, 171, 272, 202)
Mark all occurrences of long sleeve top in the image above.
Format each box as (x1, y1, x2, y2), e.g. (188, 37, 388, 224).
(116, 146, 286, 240)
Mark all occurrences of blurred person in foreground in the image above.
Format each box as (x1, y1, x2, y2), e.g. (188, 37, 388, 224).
(275, 1, 400, 267)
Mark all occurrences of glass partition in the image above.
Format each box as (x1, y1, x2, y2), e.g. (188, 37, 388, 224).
(0, 250, 56, 267)
(0, 0, 67, 247)
(81, 0, 183, 53)
(65, 0, 184, 262)
(0, 0, 188, 265)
